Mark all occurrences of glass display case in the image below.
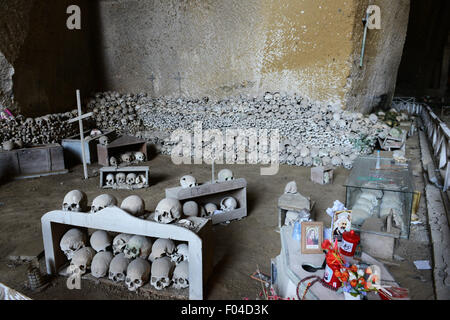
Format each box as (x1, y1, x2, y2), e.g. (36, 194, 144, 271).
(344, 156, 415, 239)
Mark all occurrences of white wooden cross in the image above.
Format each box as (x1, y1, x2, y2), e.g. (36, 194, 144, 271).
(67, 90, 93, 180)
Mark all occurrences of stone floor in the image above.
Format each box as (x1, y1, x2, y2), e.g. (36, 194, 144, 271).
(0, 133, 436, 300)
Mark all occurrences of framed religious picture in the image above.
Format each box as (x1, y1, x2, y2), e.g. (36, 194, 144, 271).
(301, 221, 323, 254)
(331, 210, 352, 242)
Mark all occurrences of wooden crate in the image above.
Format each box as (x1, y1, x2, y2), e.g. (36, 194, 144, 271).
(41, 207, 214, 300)
(99, 166, 150, 189)
(62, 130, 115, 165)
(0, 144, 67, 181)
(165, 178, 247, 225)
(97, 135, 147, 166)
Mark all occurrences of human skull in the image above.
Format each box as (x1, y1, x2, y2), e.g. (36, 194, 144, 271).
(126, 173, 136, 185)
(108, 253, 130, 283)
(121, 152, 133, 164)
(220, 196, 238, 212)
(125, 258, 151, 292)
(70, 247, 96, 275)
(182, 201, 199, 217)
(172, 261, 189, 289)
(202, 203, 218, 218)
(120, 195, 145, 216)
(99, 136, 109, 146)
(149, 238, 176, 262)
(90, 230, 112, 252)
(62, 190, 88, 212)
(110, 156, 118, 167)
(284, 181, 298, 194)
(90, 194, 118, 213)
(116, 172, 126, 184)
(2, 140, 14, 151)
(124, 235, 152, 259)
(135, 174, 147, 186)
(218, 169, 233, 182)
(180, 175, 197, 188)
(60, 228, 87, 260)
(154, 198, 182, 224)
(112, 233, 133, 255)
(91, 251, 113, 278)
(134, 151, 145, 162)
(105, 174, 115, 186)
(150, 257, 175, 290)
(170, 243, 189, 264)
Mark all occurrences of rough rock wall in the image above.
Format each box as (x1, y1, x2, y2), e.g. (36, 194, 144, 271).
(97, 0, 358, 106)
(0, 0, 34, 111)
(344, 0, 410, 113)
(0, 0, 100, 117)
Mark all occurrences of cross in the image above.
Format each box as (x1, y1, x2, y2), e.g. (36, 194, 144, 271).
(173, 72, 183, 97)
(67, 90, 93, 180)
(148, 74, 156, 91)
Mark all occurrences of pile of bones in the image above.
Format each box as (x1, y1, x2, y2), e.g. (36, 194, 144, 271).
(86, 91, 392, 169)
(0, 111, 79, 151)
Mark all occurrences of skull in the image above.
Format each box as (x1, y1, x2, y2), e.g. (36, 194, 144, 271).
(220, 196, 238, 212)
(170, 243, 189, 264)
(110, 156, 118, 167)
(150, 257, 175, 290)
(108, 253, 131, 283)
(135, 174, 147, 186)
(105, 174, 115, 186)
(99, 136, 109, 146)
(124, 235, 152, 259)
(125, 258, 151, 292)
(134, 151, 145, 162)
(180, 175, 197, 188)
(90, 230, 112, 252)
(284, 181, 298, 194)
(172, 261, 189, 289)
(90, 194, 118, 213)
(149, 238, 176, 262)
(112, 233, 133, 255)
(60, 228, 87, 260)
(202, 203, 218, 218)
(70, 247, 96, 275)
(218, 169, 233, 182)
(120, 195, 145, 216)
(91, 251, 113, 278)
(121, 152, 133, 164)
(62, 190, 88, 212)
(154, 198, 182, 224)
(116, 172, 126, 184)
(126, 173, 137, 185)
(182, 201, 199, 217)
(2, 140, 14, 151)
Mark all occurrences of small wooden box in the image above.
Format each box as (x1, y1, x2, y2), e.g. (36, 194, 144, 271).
(0, 144, 67, 181)
(311, 166, 334, 185)
(165, 178, 247, 225)
(97, 135, 147, 166)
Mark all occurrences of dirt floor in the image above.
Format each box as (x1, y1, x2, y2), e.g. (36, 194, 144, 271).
(0, 131, 436, 300)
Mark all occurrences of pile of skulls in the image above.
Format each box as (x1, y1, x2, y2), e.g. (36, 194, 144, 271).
(0, 112, 79, 151)
(104, 171, 147, 190)
(60, 228, 189, 292)
(109, 151, 146, 167)
(86, 91, 391, 169)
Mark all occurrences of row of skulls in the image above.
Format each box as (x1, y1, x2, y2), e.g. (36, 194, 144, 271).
(104, 171, 147, 189)
(0, 112, 79, 151)
(60, 228, 189, 291)
(109, 151, 146, 167)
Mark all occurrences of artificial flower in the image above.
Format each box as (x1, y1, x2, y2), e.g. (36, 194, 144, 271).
(350, 280, 357, 287)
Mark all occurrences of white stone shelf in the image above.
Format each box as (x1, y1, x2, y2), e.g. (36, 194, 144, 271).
(41, 206, 214, 300)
